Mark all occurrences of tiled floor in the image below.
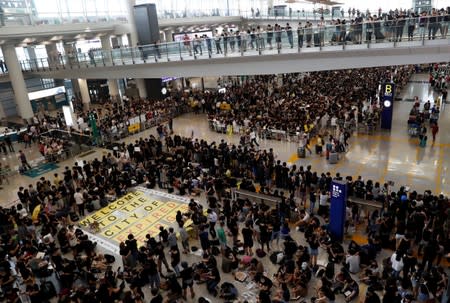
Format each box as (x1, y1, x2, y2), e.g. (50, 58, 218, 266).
(1, 73, 449, 303)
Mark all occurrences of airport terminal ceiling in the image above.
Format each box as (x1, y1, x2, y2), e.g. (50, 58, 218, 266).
(134, 0, 450, 13)
(24, 0, 450, 19)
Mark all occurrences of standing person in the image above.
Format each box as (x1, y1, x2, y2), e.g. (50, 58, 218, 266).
(18, 150, 31, 170)
(178, 221, 190, 254)
(431, 123, 439, 143)
(407, 13, 416, 41)
(286, 23, 293, 48)
(236, 31, 242, 52)
(307, 233, 320, 267)
(216, 221, 227, 255)
(0, 59, 5, 73)
(183, 33, 192, 56)
(222, 32, 228, 55)
(297, 22, 304, 48)
(300, 133, 312, 155)
(214, 30, 222, 54)
(23, 132, 31, 148)
(242, 221, 254, 256)
(229, 29, 235, 52)
(199, 225, 211, 254)
(74, 187, 84, 217)
(250, 129, 259, 146)
(180, 262, 195, 300)
(5, 135, 14, 152)
(193, 34, 202, 56)
(169, 245, 181, 276)
(204, 35, 212, 57)
(126, 234, 138, 267)
(275, 24, 282, 49)
(267, 24, 274, 49)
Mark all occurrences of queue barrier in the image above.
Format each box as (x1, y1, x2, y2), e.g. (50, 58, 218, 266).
(232, 188, 282, 206)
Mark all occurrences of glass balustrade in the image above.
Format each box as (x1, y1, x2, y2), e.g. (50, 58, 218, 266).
(10, 17, 450, 73)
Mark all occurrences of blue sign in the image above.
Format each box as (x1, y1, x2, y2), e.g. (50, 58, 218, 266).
(329, 180, 347, 241)
(380, 82, 395, 130)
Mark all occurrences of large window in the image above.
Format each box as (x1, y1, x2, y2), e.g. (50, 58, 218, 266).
(33, 0, 127, 20)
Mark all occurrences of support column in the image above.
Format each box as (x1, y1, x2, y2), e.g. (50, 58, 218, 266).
(126, 0, 139, 46)
(45, 43, 59, 69)
(136, 79, 147, 98)
(25, 46, 39, 70)
(1, 44, 34, 120)
(100, 35, 112, 65)
(164, 29, 173, 42)
(108, 79, 120, 103)
(78, 78, 91, 111)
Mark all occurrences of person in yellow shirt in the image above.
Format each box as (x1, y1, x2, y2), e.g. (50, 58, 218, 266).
(53, 173, 61, 187)
(316, 134, 324, 156)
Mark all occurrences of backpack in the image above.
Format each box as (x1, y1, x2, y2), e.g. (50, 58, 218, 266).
(40, 281, 57, 300)
(270, 251, 282, 264)
(256, 248, 266, 258)
(212, 246, 221, 256)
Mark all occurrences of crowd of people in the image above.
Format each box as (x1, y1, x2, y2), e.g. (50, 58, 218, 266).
(207, 66, 413, 140)
(0, 26, 447, 303)
(0, 121, 448, 303)
(159, 7, 450, 58)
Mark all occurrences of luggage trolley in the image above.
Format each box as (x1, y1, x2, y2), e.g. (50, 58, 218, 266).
(407, 123, 420, 137)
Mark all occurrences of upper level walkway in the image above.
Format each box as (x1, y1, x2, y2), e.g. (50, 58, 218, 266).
(16, 22, 450, 79)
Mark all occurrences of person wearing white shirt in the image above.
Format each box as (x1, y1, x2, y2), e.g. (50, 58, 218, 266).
(318, 190, 329, 217)
(295, 209, 310, 229)
(250, 130, 259, 146)
(346, 252, 360, 274)
(390, 251, 404, 278)
(207, 209, 217, 224)
(74, 188, 84, 216)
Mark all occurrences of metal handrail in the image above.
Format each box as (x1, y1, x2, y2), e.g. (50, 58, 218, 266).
(17, 16, 450, 73)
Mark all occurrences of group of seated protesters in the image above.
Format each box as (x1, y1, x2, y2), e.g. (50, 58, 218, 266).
(6, 65, 414, 155)
(38, 138, 71, 162)
(0, 130, 447, 303)
(206, 67, 413, 138)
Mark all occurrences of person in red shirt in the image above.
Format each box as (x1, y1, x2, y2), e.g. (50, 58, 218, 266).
(431, 123, 439, 143)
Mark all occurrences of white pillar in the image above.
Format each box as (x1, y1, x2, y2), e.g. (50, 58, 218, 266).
(25, 46, 38, 70)
(164, 29, 173, 42)
(101, 36, 111, 49)
(136, 79, 147, 98)
(126, 0, 139, 46)
(100, 35, 113, 65)
(78, 78, 91, 111)
(108, 79, 120, 102)
(1, 44, 34, 120)
(45, 43, 59, 69)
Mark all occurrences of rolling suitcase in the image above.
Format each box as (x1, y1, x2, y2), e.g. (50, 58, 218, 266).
(297, 146, 306, 158)
(328, 152, 339, 164)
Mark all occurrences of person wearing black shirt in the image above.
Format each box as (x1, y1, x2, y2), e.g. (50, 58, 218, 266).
(242, 222, 254, 255)
(206, 265, 221, 296)
(158, 226, 169, 246)
(154, 241, 171, 275)
(169, 245, 181, 276)
(180, 262, 195, 299)
(125, 234, 138, 265)
(271, 214, 281, 247)
(149, 288, 163, 303)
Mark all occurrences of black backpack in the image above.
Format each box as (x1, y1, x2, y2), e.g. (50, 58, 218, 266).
(40, 281, 57, 300)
